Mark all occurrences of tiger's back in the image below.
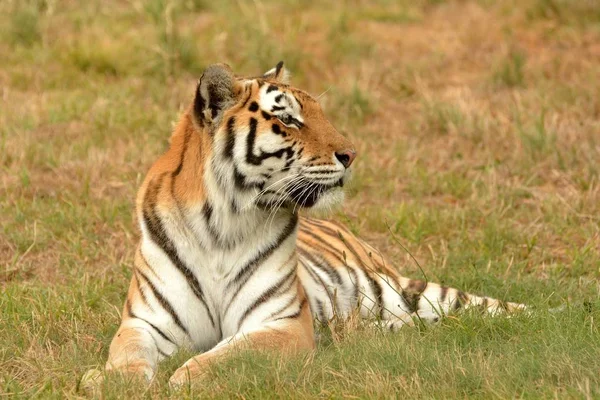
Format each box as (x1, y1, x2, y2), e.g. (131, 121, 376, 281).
(297, 218, 523, 330)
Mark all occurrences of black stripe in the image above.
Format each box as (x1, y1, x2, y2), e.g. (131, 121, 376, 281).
(233, 165, 264, 190)
(136, 269, 189, 336)
(133, 271, 152, 311)
(297, 248, 339, 315)
(315, 299, 326, 322)
(292, 119, 304, 129)
(274, 94, 284, 103)
(126, 299, 176, 358)
(127, 298, 176, 346)
(229, 215, 298, 288)
(275, 61, 284, 77)
(271, 105, 285, 111)
(202, 202, 232, 248)
(310, 222, 345, 239)
(303, 221, 358, 262)
(354, 239, 401, 290)
(145, 321, 177, 347)
(157, 347, 169, 358)
(408, 279, 427, 293)
(230, 198, 239, 214)
(401, 280, 428, 314)
(302, 228, 385, 300)
(440, 286, 449, 302)
(299, 227, 346, 260)
(193, 80, 206, 126)
(137, 248, 161, 283)
(297, 247, 342, 285)
(337, 236, 384, 318)
(239, 85, 252, 109)
(224, 116, 236, 159)
(172, 127, 192, 178)
(265, 293, 299, 322)
(126, 297, 134, 318)
(305, 222, 398, 291)
(346, 266, 360, 307)
(401, 290, 421, 314)
(282, 157, 294, 170)
(142, 176, 216, 327)
(237, 269, 296, 329)
(266, 84, 278, 93)
(480, 297, 489, 313)
(453, 291, 469, 311)
(248, 101, 259, 112)
(245, 117, 260, 165)
(207, 82, 223, 120)
(224, 216, 298, 312)
(298, 230, 360, 301)
(273, 299, 307, 322)
(246, 118, 294, 165)
(261, 110, 272, 120)
(298, 257, 324, 287)
(302, 220, 346, 242)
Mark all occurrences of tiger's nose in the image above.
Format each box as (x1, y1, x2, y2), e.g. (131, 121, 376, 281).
(335, 149, 357, 168)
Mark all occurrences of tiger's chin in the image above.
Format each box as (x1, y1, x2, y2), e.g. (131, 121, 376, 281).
(290, 185, 345, 214)
(306, 187, 345, 213)
(288, 173, 350, 213)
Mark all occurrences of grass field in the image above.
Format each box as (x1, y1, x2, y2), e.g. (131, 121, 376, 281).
(1, 0, 600, 398)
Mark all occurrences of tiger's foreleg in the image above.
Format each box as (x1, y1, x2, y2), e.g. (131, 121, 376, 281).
(80, 323, 163, 393)
(81, 268, 175, 392)
(104, 324, 162, 380)
(168, 300, 315, 388)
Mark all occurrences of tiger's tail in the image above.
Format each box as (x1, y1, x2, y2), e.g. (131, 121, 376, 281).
(389, 277, 525, 325)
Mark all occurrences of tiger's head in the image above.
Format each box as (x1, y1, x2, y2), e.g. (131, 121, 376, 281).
(193, 62, 356, 212)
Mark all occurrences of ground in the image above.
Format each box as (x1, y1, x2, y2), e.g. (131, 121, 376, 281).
(1, 0, 599, 398)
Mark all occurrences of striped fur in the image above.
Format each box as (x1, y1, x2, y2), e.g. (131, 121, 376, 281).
(83, 63, 524, 390)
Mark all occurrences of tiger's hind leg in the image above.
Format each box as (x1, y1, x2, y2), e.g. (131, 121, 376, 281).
(298, 218, 527, 329)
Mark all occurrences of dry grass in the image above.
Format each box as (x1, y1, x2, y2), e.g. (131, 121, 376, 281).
(1, 0, 599, 398)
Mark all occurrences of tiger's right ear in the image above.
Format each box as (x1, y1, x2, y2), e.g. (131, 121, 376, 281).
(263, 61, 290, 84)
(193, 63, 242, 126)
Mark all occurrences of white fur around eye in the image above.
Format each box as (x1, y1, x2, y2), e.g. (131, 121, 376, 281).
(259, 86, 304, 128)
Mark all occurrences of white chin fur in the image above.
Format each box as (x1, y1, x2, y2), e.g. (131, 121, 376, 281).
(306, 188, 345, 214)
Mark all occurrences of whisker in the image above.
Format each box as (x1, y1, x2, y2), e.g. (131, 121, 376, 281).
(316, 85, 333, 100)
(241, 173, 300, 211)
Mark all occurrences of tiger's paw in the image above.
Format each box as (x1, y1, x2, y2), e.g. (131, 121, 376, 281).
(168, 358, 210, 390)
(80, 364, 154, 395)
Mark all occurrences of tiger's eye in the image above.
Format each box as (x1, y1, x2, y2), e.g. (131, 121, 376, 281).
(279, 114, 293, 125)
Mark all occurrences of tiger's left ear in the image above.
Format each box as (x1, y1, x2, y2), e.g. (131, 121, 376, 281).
(263, 61, 290, 83)
(193, 63, 243, 126)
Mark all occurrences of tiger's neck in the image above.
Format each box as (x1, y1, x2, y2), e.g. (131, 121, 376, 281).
(151, 110, 298, 252)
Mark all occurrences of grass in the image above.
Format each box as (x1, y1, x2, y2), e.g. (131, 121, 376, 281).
(1, 0, 599, 398)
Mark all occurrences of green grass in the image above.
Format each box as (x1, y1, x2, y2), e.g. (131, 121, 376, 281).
(493, 47, 527, 88)
(1, 0, 600, 398)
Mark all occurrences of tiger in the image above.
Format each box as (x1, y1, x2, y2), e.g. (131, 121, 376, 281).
(81, 62, 525, 390)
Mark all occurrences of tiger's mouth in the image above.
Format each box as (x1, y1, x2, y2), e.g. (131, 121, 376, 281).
(288, 178, 344, 208)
